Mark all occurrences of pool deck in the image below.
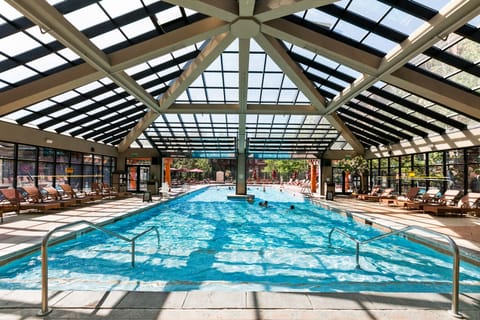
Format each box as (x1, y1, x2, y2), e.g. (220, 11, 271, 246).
(0, 185, 479, 319)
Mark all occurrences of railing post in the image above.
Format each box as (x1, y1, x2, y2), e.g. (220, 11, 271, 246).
(355, 242, 360, 269)
(131, 241, 135, 267)
(38, 239, 52, 316)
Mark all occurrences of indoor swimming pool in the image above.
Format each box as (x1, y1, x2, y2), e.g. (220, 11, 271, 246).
(0, 186, 479, 293)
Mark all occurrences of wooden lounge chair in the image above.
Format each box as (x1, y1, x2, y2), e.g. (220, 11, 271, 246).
(422, 190, 464, 216)
(424, 192, 479, 216)
(405, 188, 441, 210)
(0, 188, 61, 213)
(102, 183, 119, 198)
(395, 187, 421, 207)
(378, 188, 396, 205)
(1, 189, 20, 223)
(40, 186, 77, 207)
(59, 184, 100, 204)
(357, 185, 381, 201)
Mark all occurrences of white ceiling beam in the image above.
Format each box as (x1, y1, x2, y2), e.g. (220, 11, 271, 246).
(261, 5, 480, 119)
(254, 0, 337, 22)
(255, 33, 363, 153)
(326, 114, 364, 154)
(261, 18, 381, 74)
(0, 17, 229, 116)
(158, 33, 236, 112)
(7, 0, 161, 113)
(118, 33, 236, 152)
(0, 64, 100, 116)
(162, 0, 238, 22)
(324, 0, 480, 115)
(239, 0, 256, 16)
(109, 17, 230, 72)
(238, 38, 250, 154)
(386, 68, 480, 120)
(254, 33, 327, 110)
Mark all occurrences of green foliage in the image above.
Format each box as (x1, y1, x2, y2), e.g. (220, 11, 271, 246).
(262, 160, 308, 179)
(338, 156, 368, 174)
(172, 158, 211, 175)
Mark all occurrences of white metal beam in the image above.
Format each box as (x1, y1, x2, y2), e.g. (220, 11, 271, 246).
(239, 0, 256, 16)
(254, 33, 327, 110)
(238, 38, 250, 154)
(255, 33, 363, 153)
(162, 0, 238, 22)
(7, 0, 161, 112)
(0, 64, 100, 116)
(254, 0, 337, 22)
(324, 0, 480, 115)
(118, 33, 236, 152)
(386, 68, 480, 120)
(261, 18, 381, 74)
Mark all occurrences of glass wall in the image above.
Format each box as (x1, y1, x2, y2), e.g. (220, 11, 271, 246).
(446, 149, 464, 191)
(56, 149, 70, 186)
(17, 144, 37, 187)
(0, 140, 116, 192)
(370, 158, 379, 188)
(400, 155, 412, 192)
(467, 147, 480, 192)
(0, 142, 15, 188)
(365, 146, 480, 196)
(390, 157, 399, 193)
(428, 151, 445, 190)
(379, 158, 389, 188)
(38, 147, 55, 187)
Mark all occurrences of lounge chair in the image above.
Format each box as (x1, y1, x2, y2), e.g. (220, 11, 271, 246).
(40, 186, 77, 207)
(405, 188, 441, 210)
(357, 185, 381, 201)
(0, 188, 61, 213)
(395, 187, 421, 207)
(59, 184, 100, 204)
(1, 189, 20, 223)
(102, 182, 119, 198)
(423, 192, 479, 216)
(92, 182, 116, 199)
(378, 188, 396, 205)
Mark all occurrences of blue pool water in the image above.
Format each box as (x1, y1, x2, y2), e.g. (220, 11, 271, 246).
(1, 186, 479, 292)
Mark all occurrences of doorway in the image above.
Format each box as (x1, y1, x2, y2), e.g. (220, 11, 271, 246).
(126, 165, 150, 192)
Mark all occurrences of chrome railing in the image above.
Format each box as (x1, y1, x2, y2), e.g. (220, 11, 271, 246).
(328, 225, 461, 317)
(38, 220, 160, 316)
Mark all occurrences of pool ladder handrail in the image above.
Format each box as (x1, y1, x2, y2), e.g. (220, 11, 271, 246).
(38, 220, 160, 317)
(328, 225, 461, 318)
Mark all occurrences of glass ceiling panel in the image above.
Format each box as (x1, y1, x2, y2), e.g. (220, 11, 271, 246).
(65, 4, 108, 31)
(1, 0, 478, 156)
(380, 9, 424, 35)
(348, 0, 389, 21)
(411, 0, 450, 11)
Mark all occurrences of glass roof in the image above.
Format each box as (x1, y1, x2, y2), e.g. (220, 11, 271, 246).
(0, 0, 479, 158)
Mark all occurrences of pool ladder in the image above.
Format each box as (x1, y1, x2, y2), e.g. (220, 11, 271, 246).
(328, 225, 462, 318)
(38, 220, 160, 317)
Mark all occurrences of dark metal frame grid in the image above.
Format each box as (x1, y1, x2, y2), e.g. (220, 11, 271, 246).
(0, 0, 479, 158)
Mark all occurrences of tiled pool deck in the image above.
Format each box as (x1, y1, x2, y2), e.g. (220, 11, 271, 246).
(0, 186, 479, 319)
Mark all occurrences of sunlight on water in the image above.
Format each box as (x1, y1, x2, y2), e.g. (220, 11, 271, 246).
(0, 186, 479, 292)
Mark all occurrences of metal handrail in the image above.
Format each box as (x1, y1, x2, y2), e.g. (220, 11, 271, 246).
(38, 220, 160, 316)
(328, 225, 461, 317)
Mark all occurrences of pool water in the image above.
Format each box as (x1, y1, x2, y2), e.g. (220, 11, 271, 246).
(1, 186, 479, 292)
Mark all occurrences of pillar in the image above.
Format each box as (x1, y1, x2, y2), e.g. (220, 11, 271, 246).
(164, 157, 172, 191)
(236, 152, 247, 195)
(310, 162, 317, 193)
